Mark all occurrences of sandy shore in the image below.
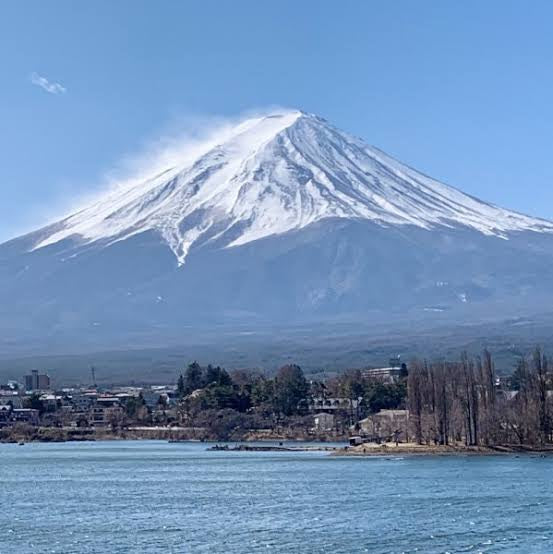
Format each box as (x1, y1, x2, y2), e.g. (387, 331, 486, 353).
(332, 442, 553, 456)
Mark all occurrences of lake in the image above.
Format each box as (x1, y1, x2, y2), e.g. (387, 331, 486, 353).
(1, 440, 552, 553)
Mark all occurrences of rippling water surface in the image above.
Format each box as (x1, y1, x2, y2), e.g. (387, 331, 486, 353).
(1, 441, 553, 553)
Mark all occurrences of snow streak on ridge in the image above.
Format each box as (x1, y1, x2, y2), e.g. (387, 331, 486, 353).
(32, 109, 553, 265)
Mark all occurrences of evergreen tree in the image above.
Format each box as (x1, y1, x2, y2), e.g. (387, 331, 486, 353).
(273, 364, 309, 416)
(206, 365, 233, 387)
(183, 361, 204, 395)
(24, 393, 45, 415)
(177, 374, 186, 397)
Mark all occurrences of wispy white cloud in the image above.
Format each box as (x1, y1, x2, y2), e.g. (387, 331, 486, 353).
(30, 72, 66, 95)
(5, 107, 290, 243)
(59, 106, 290, 214)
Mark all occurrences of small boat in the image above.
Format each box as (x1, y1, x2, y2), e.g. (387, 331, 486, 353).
(18, 441, 25, 446)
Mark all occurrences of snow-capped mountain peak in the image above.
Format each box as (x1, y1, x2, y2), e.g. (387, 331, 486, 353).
(33, 109, 553, 265)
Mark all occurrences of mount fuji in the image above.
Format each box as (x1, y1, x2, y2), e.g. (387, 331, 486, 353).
(2, 109, 553, 355)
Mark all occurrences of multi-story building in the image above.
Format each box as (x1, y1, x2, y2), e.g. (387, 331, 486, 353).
(91, 397, 124, 427)
(24, 370, 50, 391)
(308, 397, 362, 412)
(362, 366, 405, 383)
(11, 408, 40, 426)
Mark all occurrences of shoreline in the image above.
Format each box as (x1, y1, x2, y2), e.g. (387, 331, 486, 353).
(0, 426, 347, 445)
(332, 442, 553, 457)
(3, 428, 553, 457)
(206, 443, 340, 452)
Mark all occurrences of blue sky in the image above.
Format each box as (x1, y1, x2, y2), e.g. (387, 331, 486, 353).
(2, 0, 553, 241)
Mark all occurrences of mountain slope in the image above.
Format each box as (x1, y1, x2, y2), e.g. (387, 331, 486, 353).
(1, 109, 553, 356)
(31, 110, 553, 264)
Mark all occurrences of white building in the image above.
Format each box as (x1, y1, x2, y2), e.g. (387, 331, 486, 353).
(313, 412, 335, 431)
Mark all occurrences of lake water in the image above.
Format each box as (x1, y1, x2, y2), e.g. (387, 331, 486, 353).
(1, 441, 553, 553)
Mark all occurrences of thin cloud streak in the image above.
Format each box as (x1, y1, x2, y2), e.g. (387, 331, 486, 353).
(2, 107, 288, 243)
(30, 72, 66, 95)
(55, 107, 289, 218)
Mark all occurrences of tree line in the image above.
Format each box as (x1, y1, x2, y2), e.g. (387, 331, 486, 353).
(175, 362, 406, 439)
(407, 348, 552, 447)
(174, 348, 553, 445)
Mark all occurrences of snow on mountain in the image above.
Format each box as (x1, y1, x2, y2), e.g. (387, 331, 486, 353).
(33, 109, 553, 265)
(5, 109, 553, 356)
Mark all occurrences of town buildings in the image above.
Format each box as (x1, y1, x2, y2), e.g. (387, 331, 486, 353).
(0, 375, 179, 430)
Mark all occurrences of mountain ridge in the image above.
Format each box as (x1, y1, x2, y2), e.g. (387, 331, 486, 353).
(25, 109, 553, 266)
